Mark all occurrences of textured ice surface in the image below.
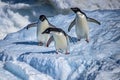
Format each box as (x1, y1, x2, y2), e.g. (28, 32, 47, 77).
(4, 61, 54, 80)
(0, 9, 120, 80)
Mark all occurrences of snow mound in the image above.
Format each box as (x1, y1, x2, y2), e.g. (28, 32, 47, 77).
(4, 61, 54, 80)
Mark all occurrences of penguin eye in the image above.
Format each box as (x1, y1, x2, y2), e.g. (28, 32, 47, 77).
(46, 30, 49, 33)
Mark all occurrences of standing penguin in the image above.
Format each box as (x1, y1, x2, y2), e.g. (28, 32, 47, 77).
(26, 15, 55, 47)
(68, 7, 101, 43)
(42, 27, 70, 54)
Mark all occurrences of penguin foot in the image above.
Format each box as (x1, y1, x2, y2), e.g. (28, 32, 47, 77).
(46, 44, 49, 47)
(78, 39, 81, 41)
(65, 52, 70, 55)
(85, 39, 89, 43)
(65, 51, 70, 55)
(38, 42, 43, 46)
(56, 52, 58, 54)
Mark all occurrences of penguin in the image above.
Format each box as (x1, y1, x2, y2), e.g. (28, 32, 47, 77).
(42, 27, 70, 54)
(26, 15, 55, 47)
(68, 7, 101, 43)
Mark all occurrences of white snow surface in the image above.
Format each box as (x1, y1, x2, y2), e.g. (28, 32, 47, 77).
(4, 61, 54, 80)
(0, 8, 120, 80)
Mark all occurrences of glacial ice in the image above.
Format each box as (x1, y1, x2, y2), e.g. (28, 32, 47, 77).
(0, 5, 120, 80)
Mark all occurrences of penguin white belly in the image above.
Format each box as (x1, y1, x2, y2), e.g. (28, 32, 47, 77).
(76, 16, 89, 39)
(53, 33, 68, 50)
(37, 21, 50, 44)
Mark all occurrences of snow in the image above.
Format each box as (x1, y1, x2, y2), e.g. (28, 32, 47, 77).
(0, 9, 120, 80)
(47, 0, 120, 11)
(4, 61, 54, 80)
(0, 0, 120, 80)
(0, 1, 30, 39)
(0, 0, 120, 39)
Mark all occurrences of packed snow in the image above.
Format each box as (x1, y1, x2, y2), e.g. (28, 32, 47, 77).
(0, 0, 120, 80)
(0, 9, 120, 80)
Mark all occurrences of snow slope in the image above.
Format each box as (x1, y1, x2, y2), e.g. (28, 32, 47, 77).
(0, 9, 120, 80)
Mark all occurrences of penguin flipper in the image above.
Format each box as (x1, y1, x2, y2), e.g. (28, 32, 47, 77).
(26, 22, 38, 29)
(46, 36, 54, 47)
(68, 19, 75, 32)
(87, 17, 101, 25)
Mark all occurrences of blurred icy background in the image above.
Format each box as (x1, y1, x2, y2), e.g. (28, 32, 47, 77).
(0, 0, 120, 80)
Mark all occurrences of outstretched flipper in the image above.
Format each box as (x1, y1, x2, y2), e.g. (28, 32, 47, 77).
(68, 19, 75, 32)
(26, 22, 38, 29)
(46, 36, 54, 47)
(87, 17, 101, 25)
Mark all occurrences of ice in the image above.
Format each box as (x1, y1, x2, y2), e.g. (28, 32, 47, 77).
(4, 61, 54, 80)
(0, 0, 120, 39)
(0, 61, 21, 80)
(0, 2, 120, 80)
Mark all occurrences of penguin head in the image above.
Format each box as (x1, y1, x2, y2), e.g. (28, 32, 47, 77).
(71, 7, 81, 13)
(71, 7, 85, 14)
(71, 7, 87, 17)
(42, 27, 66, 36)
(39, 15, 47, 21)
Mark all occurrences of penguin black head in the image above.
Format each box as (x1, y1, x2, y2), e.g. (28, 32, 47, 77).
(42, 27, 67, 36)
(71, 7, 87, 17)
(39, 15, 47, 21)
(71, 7, 81, 13)
(71, 7, 85, 14)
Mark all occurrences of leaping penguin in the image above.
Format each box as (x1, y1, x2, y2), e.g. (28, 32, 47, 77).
(42, 27, 70, 54)
(26, 15, 55, 47)
(68, 7, 101, 43)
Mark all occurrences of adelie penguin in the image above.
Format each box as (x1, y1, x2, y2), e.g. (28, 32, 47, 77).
(26, 15, 55, 47)
(42, 27, 70, 54)
(68, 7, 101, 43)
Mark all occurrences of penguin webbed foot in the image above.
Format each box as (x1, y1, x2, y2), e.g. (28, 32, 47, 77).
(77, 38, 81, 42)
(65, 51, 70, 55)
(85, 39, 89, 43)
(65, 52, 70, 55)
(56, 52, 58, 54)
